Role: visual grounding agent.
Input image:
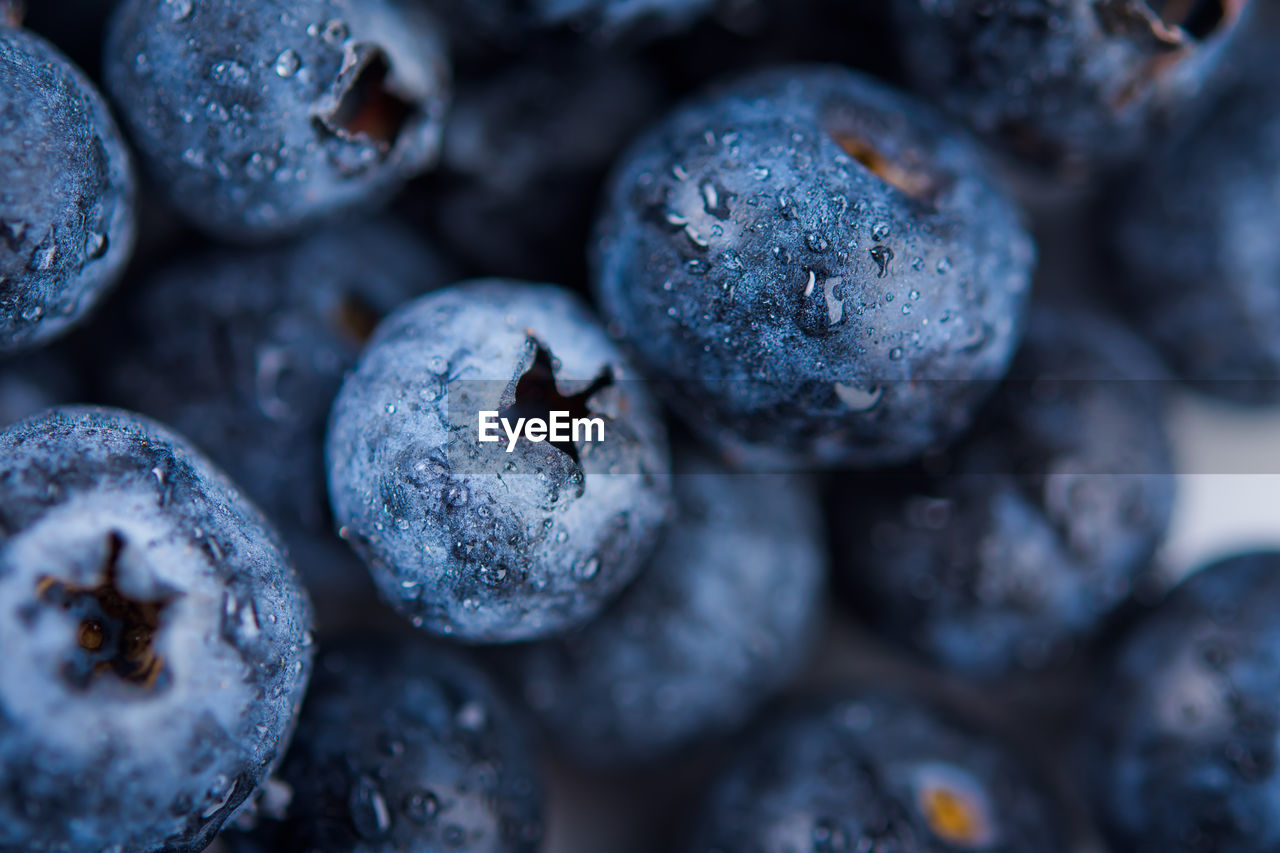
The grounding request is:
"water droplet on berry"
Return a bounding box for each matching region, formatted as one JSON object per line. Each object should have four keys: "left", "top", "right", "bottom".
{"left": 574, "top": 557, "right": 601, "bottom": 581}
{"left": 322, "top": 19, "right": 350, "bottom": 44}
{"left": 833, "top": 382, "right": 882, "bottom": 412}
{"left": 456, "top": 700, "right": 488, "bottom": 731}
{"left": 162, "top": 0, "right": 193, "bottom": 20}
{"left": 274, "top": 49, "right": 301, "bottom": 78}
{"left": 85, "top": 230, "right": 109, "bottom": 260}
{"left": 403, "top": 789, "right": 439, "bottom": 823}
{"left": 349, "top": 776, "right": 392, "bottom": 839}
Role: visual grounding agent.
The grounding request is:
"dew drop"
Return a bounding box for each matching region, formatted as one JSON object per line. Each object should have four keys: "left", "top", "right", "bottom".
{"left": 162, "top": 0, "right": 192, "bottom": 21}
{"left": 85, "top": 230, "right": 109, "bottom": 260}
{"left": 456, "top": 700, "right": 488, "bottom": 731}
{"left": 273, "top": 49, "right": 301, "bottom": 78}
{"left": 403, "top": 790, "right": 439, "bottom": 824}
{"left": 833, "top": 382, "right": 882, "bottom": 412}
{"left": 322, "top": 19, "right": 350, "bottom": 44}
{"left": 349, "top": 776, "right": 392, "bottom": 839}
{"left": 574, "top": 557, "right": 601, "bottom": 581}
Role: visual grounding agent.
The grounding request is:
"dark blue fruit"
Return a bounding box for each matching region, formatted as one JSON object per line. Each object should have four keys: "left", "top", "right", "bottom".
{"left": 505, "top": 445, "right": 826, "bottom": 768}
{"left": 891, "top": 0, "right": 1254, "bottom": 177}
{"left": 1089, "top": 552, "right": 1280, "bottom": 853}
{"left": 1104, "top": 79, "right": 1280, "bottom": 403}
{"left": 830, "top": 306, "right": 1176, "bottom": 677}
{"left": 102, "top": 218, "right": 451, "bottom": 625}
{"left": 235, "top": 637, "right": 544, "bottom": 852}
{"left": 0, "top": 406, "right": 313, "bottom": 853}
{"left": 687, "top": 693, "right": 1067, "bottom": 852}
{"left": 1, "top": 27, "right": 135, "bottom": 352}
{"left": 592, "top": 65, "right": 1034, "bottom": 469}
{"left": 104, "top": 0, "right": 450, "bottom": 242}
{"left": 326, "top": 279, "right": 672, "bottom": 642}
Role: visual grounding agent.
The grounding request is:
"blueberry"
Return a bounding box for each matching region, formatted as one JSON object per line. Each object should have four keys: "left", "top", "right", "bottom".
{"left": 232, "top": 637, "right": 544, "bottom": 852}
{"left": 102, "top": 218, "right": 451, "bottom": 625}
{"left": 406, "top": 49, "right": 663, "bottom": 284}
{"left": 503, "top": 445, "right": 826, "bottom": 768}
{"left": 0, "top": 406, "right": 313, "bottom": 852}
{"left": 687, "top": 693, "right": 1067, "bottom": 852}
{"left": 1104, "top": 80, "right": 1280, "bottom": 403}
{"left": 1088, "top": 552, "right": 1280, "bottom": 853}
{"left": 591, "top": 65, "right": 1034, "bottom": 469}
{"left": 104, "top": 0, "right": 450, "bottom": 242}
{"left": 326, "top": 279, "right": 672, "bottom": 642}
{"left": 830, "top": 306, "right": 1175, "bottom": 677}
{"left": 0, "top": 27, "right": 136, "bottom": 352}
{"left": 891, "top": 0, "right": 1254, "bottom": 177}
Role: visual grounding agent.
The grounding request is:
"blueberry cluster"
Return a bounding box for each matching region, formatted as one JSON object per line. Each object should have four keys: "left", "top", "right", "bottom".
{"left": 1, "top": 0, "right": 1278, "bottom": 850}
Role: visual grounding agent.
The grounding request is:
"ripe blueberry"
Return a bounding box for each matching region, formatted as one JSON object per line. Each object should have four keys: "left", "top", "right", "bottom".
{"left": 505, "top": 445, "right": 826, "bottom": 768}
{"left": 891, "top": 0, "right": 1255, "bottom": 177}
{"left": 1089, "top": 552, "right": 1280, "bottom": 853}
{"left": 326, "top": 279, "right": 671, "bottom": 642}
{"left": 0, "top": 27, "right": 136, "bottom": 352}
{"left": 687, "top": 693, "right": 1067, "bottom": 852}
{"left": 0, "top": 406, "right": 313, "bottom": 852}
{"left": 831, "top": 307, "right": 1176, "bottom": 677}
{"left": 1104, "top": 79, "right": 1280, "bottom": 403}
{"left": 592, "top": 65, "right": 1034, "bottom": 469}
{"left": 234, "top": 637, "right": 544, "bottom": 852}
{"left": 104, "top": 0, "right": 450, "bottom": 242}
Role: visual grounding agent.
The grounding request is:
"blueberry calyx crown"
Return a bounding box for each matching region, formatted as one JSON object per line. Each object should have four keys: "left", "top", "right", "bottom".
{"left": 830, "top": 130, "right": 939, "bottom": 205}
{"left": 36, "top": 531, "right": 175, "bottom": 691}
{"left": 313, "top": 46, "right": 416, "bottom": 151}
{"left": 501, "top": 336, "right": 613, "bottom": 465}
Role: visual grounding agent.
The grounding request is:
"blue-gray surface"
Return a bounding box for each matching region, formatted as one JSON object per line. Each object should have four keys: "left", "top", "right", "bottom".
{"left": 0, "top": 28, "right": 135, "bottom": 352}
{"left": 592, "top": 65, "right": 1033, "bottom": 469}
{"left": 105, "top": 0, "right": 450, "bottom": 241}
{"left": 0, "top": 407, "right": 313, "bottom": 852}
{"left": 326, "top": 280, "right": 671, "bottom": 642}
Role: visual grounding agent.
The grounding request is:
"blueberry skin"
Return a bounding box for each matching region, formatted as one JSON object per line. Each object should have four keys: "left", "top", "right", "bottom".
{"left": 104, "top": 0, "right": 450, "bottom": 243}
{"left": 1105, "top": 81, "right": 1280, "bottom": 404}
{"left": 0, "top": 28, "right": 136, "bottom": 352}
{"left": 891, "top": 0, "right": 1251, "bottom": 177}
{"left": 1090, "top": 553, "right": 1280, "bottom": 853}
{"left": 506, "top": 445, "right": 826, "bottom": 768}
{"left": 831, "top": 307, "right": 1175, "bottom": 677}
{"left": 326, "top": 279, "right": 672, "bottom": 642}
{"left": 237, "top": 638, "right": 544, "bottom": 852}
{"left": 688, "top": 693, "right": 1066, "bottom": 853}
{"left": 591, "top": 65, "right": 1034, "bottom": 469}
{"left": 102, "top": 219, "right": 451, "bottom": 621}
{"left": 0, "top": 406, "right": 313, "bottom": 853}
